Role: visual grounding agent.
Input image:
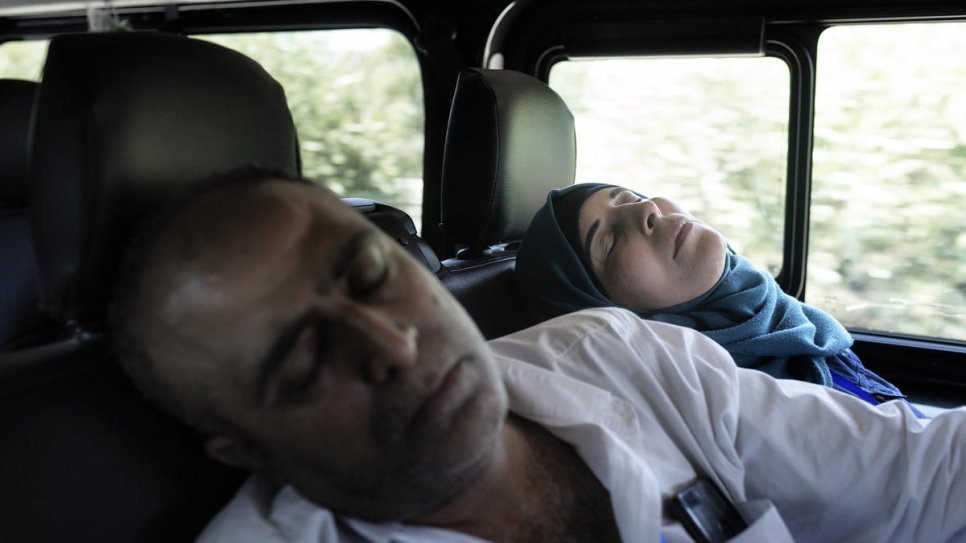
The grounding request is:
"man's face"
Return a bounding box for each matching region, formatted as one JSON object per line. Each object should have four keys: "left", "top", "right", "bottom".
{"left": 578, "top": 186, "right": 727, "bottom": 311}
{"left": 142, "top": 180, "right": 506, "bottom": 520}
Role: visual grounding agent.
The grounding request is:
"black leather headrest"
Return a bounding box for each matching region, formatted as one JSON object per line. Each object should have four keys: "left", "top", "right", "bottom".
{"left": 440, "top": 68, "right": 576, "bottom": 250}
{"left": 29, "top": 32, "right": 301, "bottom": 329}
{"left": 0, "top": 79, "right": 37, "bottom": 206}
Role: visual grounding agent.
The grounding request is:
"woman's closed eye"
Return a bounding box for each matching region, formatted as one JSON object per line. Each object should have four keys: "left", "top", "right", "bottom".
{"left": 605, "top": 226, "right": 623, "bottom": 261}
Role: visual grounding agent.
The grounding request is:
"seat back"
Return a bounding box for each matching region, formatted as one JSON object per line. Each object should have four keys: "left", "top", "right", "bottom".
{"left": 30, "top": 32, "right": 301, "bottom": 330}
{"left": 348, "top": 195, "right": 519, "bottom": 340}
{"left": 0, "top": 32, "right": 300, "bottom": 543}
{"left": 437, "top": 68, "right": 577, "bottom": 338}
{"left": 440, "top": 67, "right": 576, "bottom": 255}
{"left": 0, "top": 340, "right": 244, "bottom": 542}
{"left": 0, "top": 79, "right": 60, "bottom": 351}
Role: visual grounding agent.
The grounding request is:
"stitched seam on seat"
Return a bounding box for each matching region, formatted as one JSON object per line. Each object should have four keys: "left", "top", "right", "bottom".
{"left": 475, "top": 74, "right": 502, "bottom": 246}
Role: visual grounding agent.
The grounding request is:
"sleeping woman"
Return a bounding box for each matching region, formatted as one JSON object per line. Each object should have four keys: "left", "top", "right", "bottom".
{"left": 516, "top": 182, "right": 919, "bottom": 411}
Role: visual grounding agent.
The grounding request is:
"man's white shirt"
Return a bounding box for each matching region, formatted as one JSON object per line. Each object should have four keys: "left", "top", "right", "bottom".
{"left": 197, "top": 308, "right": 966, "bottom": 542}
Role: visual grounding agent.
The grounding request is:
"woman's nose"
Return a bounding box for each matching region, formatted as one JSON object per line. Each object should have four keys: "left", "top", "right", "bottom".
{"left": 628, "top": 198, "right": 659, "bottom": 233}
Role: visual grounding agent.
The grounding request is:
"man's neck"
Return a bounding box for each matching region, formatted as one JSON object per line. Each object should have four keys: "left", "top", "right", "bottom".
{"left": 410, "top": 414, "right": 621, "bottom": 542}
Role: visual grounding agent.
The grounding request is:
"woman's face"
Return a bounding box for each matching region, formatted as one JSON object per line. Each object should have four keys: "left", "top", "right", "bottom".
{"left": 576, "top": 186, "right": 728, "bottom": 311}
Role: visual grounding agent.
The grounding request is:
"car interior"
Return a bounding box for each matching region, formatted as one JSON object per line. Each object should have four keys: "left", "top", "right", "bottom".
{"left": 1, "top": 0, "right": 964, "bottom": 541}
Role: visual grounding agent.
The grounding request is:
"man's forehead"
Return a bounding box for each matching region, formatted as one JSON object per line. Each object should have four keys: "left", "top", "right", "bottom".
{"left": 145, "top": 180, "right": 354, "bottom": 330}
{"left": 193, "top": 178, "right": 345, "bottom": 225}
{"left": 139, "top": 180, "right": 357, "bottom": 396}
{"left": 164, "top": 179, "right": 352, "bottom": 256}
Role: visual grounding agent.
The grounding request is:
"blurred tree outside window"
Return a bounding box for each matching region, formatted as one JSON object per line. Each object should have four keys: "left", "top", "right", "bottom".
{"left": 0, "top": 39, "right": 48, "bottom": 80}
{"left": 549, "top": 56, "right": 790, "bottom": 276}
{"left": 200, "top": 30, "right": 425, "bottom": 230}
{"left": 811, "top": 23, "right": 966, "bottom": 342}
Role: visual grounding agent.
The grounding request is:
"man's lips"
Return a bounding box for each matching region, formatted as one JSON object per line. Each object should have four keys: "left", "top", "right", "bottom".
{"left": 407, "top": 356, "right": 469, "bottom": 434}
{"left": 673, "top": 220, "right": 692, "bottom": 259}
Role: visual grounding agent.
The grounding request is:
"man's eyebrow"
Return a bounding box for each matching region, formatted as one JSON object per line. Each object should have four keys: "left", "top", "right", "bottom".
{"left": 252, "top": 228, "right": 374, "bottom": 404}
{"left": 581, "top": 188, "right": 624, "bottom": 262}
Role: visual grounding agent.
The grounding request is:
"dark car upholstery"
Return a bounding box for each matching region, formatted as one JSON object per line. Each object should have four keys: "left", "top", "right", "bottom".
{"left": 343, "top": 68, "right": 578, "bottom": 341}
{"left": 0, "top": 32, "right": 300, "bottom": 542}
{"left": 440, "top": 67, "right": 577, "bottom": 254}
{"left": 438, "top": 67, "right": 577, "bottom": 339}
{"left": 344, "top": 196, "right": 443, "bottom": 275}
{"left": 0, "top": 79, "right": 60, "bottom": 351}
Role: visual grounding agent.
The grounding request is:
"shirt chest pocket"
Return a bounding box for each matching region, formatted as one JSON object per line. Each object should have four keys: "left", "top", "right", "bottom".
{"left": 726, "top": 500, "right": 795, "bottom": 543}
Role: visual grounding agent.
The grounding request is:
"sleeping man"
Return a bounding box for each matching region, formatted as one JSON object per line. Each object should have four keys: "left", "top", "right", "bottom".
{"left": 110, "top": 171, "right": 966, "bottom": 542}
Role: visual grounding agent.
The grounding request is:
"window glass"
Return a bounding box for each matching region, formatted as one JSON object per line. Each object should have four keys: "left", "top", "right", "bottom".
{"left": 0, "top": 39, "right": 48, "bottom": 80}
{"left": 549, "top": 56, "right": 790, "bottom": 275}
{"left": 200, "top": 30, "right": 425, "bottom": 229}
{"left": 811, "top": 23, "right": 966, "bottom": 341}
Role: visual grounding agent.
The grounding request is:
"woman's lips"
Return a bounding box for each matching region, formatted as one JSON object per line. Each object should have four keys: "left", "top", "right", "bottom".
{"left": 673, "top": 221, "right": 692, "bottom": 259}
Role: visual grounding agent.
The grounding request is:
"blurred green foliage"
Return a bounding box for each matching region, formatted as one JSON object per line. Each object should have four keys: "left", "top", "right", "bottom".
{"left": 201, "top": 30, "right": 425, "bottom": 226}
{"left": 0, "top": 39, "right": 47, "bottom": 79}
{"left": 0, "top": 31, "right": 425, "bottom": 226}
{"left": 810, "top": 23, "right": 966, "bottom": 341}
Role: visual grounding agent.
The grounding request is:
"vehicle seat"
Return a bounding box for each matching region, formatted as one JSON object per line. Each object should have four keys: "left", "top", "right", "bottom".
{"left": 0, "top": 32, "right": 300, "bottom": 543}
{"left": 344, "top": 197, "right": 442, "bottom": 274}
{"left": 0, "top": 79, "right": 60, "bottom": 351}
{"left": 438, "top": 67, "right": 576, "bottom": 338}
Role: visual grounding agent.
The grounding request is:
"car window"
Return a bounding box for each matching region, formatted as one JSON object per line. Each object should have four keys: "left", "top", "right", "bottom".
{"left": 0, "top": 39, "right": 48, "bottom": 80}
{"left": 198, "top": 29, "right": 425, "bottom": 230}
{"left": 549, "top": 56, "right": 790, "bottom": 275}
{"left": 809, "top": 22, "right": 966, "bottom": 342}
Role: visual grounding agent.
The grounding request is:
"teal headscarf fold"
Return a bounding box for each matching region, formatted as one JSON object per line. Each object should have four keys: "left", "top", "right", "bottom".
{"left": 516, "top": 184, "right": 853, "bottom": 385}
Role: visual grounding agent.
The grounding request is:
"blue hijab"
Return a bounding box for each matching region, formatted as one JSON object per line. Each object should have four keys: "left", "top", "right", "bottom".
{"left": 516, "top": 184, "right": 854, "bottom": 385}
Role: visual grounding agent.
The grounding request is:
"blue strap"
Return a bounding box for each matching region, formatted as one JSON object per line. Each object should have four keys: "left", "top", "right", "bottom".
{"left": 830, "top": 369, "right": 879, "bottom": 405}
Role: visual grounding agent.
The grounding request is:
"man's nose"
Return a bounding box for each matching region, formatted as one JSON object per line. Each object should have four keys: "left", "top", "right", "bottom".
{"left": 337, "top": 304, "right": 418, "bottom": 383}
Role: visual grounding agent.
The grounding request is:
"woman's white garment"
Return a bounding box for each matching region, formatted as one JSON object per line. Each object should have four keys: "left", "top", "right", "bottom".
{"left": 197, "top": 308, "right": 966, "bottom": 543}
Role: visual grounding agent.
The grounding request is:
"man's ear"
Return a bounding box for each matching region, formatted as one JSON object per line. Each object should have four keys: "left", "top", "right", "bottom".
{"left": 204, "top": 435, "right": 268, "bottom": 471}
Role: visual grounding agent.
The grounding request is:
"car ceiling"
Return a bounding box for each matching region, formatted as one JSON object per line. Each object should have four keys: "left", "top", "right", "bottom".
{"left": 3, "top": 0, "right": 965, "bottom": 20}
